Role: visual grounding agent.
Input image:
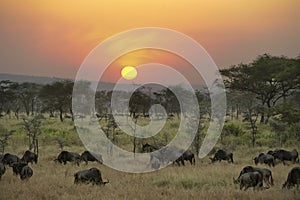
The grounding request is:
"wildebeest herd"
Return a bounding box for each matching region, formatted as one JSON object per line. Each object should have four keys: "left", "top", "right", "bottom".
{"left": 0, "top": 150, "right": 36, "bottom": 181}
{"left": 0, "top": 147, "right": 300, "bottom": 190}
{"left": 0, "top": 150, "right": 106, "bottom": 185}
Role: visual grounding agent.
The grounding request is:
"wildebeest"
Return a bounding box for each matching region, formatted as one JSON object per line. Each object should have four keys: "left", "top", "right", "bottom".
{"left": 21, "top": 150, "right": 38, "bottom": 164}
{"left": 74, "top": 168, "right": 109, "bottom": 185}
{"left": 238, "top": 166, "right": 274, "bottom": 188}
{"left": 20, "top": 165, "right": 33, "bottom": 180}
{"left": 55, "top": 151, "right": 81, "bottom": 166}
{"left": 268, "top": 149, "right": 299, "bottom": 165}
{"left": 0, "top": 162, "right": 5, "bottom": 180}
{"left": 210, "top": 149, "right": 234, "bottom": 163}
{"left": 150, "top": 147, "right": 184, "bottom": 166}
{"left": 150, "top": 156, "right": 160, "bottom": 169}
{"left": 142, "top": 143, "right": 158, "bottom": 153}
{"left": 233, "top": 171, "right": 263, "bottom": 191}
{"left": 254, "top": 153, "right": 275, "bottom": 167}
{"left": 174, "top": 150, "right": 196, "bottom": 166}
{"left": 11, "top": 162, "right": 27, "bottom": 175}
{"left": 2, "top": 153, "right": 20, "bottom": 166}
{"left": 282, "top": 167, "right": 300, "bottom": 189}
{"left": 81, "top": 151, "right": 103, "bottom": 165}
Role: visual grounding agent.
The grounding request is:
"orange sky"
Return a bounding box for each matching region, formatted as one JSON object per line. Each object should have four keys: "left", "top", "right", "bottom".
{"left": 0, "top": 0, "right": 299, "bottom": 84}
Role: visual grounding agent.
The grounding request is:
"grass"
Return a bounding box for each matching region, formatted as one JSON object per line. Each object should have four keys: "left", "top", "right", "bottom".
{"left": 0, "top": 116, "right": 300, "bottom": 199}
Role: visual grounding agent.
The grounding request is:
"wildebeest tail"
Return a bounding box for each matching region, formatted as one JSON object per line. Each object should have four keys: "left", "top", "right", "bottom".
{"left": 230, "top": 153, "right": 234, "bottom": 163}
{"left": 192, "top": 156, "right": 196, "bottom": 165}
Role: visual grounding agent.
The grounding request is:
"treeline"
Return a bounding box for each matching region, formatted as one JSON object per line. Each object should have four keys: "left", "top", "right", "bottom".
{"left": 0, "top": 80, "right": 210, "bottom": 122}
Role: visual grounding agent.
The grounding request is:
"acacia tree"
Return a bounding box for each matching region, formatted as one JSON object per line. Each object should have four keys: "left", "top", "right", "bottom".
{"left": 0, "top": 80, "right": 15, "bottom": 117}
{"left": 220, "top": 54, "right": 300, "bottom": 123}
{"left": 0, "top": 129, "right": 15, "bottom": 153}
{"left": 12, "top": 82, "right": 40, "bottom": 116}
{"left": 39, "top": 81, "right": 73, "bottom": 122}
{"left": 23, "top": 116, "right": 42, "bottom": 155}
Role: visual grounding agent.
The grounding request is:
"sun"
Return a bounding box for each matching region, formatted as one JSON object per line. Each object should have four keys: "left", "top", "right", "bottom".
{"left": 121, "top": 66, "right": 137, "bottom": 80}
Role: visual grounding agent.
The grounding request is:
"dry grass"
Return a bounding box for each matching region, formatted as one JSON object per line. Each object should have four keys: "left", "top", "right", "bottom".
{"left": 1, "top": 145, "right": 300, "bottom": 200}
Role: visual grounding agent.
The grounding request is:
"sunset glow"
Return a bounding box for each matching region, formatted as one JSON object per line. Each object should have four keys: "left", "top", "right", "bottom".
{"left": 0, "top": 0, "right": 299, "bottom": 84}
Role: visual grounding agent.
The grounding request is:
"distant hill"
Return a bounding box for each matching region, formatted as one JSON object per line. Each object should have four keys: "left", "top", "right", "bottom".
{"left": 0, "top": 73, "right": 116, "bottom": 91}
{"left": 0, "top": 73, "right": 207, "bottom": 92}
{"left": 0, "top": 73, "right": 66, "bottom": 85}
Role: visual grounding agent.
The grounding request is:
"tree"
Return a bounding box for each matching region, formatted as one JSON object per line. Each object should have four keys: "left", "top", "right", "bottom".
{"left": 220, "top": 54, "right": 300, "bottom": 123}
{"left": 39, "top": 81, "right": 74, "bottom": 122}
{"left": 12, "top": 82, "right": 40, "bottom": 116}
{"left": 22, "top": 116, "right": 42, "bottom": 155}
{"left": 0, "top": 129, "right": 15, "bottom": 153}
{"left": 0, "top": 80, "right": 15, "bottom": 118}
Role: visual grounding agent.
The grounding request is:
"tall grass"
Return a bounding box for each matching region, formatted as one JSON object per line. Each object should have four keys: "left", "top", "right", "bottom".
{"left": 0, "top": 116, "right": 299, "bottom": 199}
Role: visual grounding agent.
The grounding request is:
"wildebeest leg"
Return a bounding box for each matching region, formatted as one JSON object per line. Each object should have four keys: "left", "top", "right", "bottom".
{"left": 264, "top": 177, "right": 270, "bottom": 188}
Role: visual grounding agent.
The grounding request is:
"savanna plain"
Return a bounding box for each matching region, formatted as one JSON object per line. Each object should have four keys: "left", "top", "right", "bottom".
{"left": 0, "top": 116, "right": 299, "bottom": 200}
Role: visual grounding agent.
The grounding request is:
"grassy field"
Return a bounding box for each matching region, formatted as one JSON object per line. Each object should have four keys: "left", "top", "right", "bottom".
{"left": 0, "top": 116, "right": 300, "bottom": 200}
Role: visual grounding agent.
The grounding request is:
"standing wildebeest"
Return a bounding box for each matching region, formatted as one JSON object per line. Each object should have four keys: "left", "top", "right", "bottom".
{"left": 268, "top": 149, "right": 299, "bottom": 165}
{"left": 11, "top": 162, "right": 27, "bottom": 175}
{"left": 20, "top": 165, "right": 33, "bottom": 180}
{"left": 254, "top": 153, "right": 275, "bottom": 167}
{"left": 81, "top": 151, "right": 103, "bottom": 165}
{"left": 0, "top": 162, "right": 5, "bottom": 180}
{"left": 238, "top": 166, "right": 274, "bottom": 188}
{"left": 21, "top": 150, "right": 38, "bottom": 164}
{"left": 74, "top": 168, "right": 109, "bottom": 185}
{"left": 55, "top": 151, "right": 81, "bottom": 166}
{"left": 282, "top": 167, "right": 300, "bottom": 189}
{"left": 233, "top": 171, "right": 263, "bottom": 191}
{"left": 210, "top": 149, "right": 234, "bottom": 163}
{"left": 2, "top": 153, "right": 20, "bottom": 166}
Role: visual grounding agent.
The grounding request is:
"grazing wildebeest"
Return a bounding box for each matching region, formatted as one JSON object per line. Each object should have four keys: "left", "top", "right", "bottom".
{"left": 210, "top": 149, "right": 234, "bottom": 163}
{"left": 182, "top": 150, "right": 196, "bottom": 165}
{"left": 149, "top": 147, "right": 183, "bottom": 166}
{"left": 55, "top": 151, "right": 81, "bottom": 166}
{"left": 268, "top": 149, "right": 299, "bottom": 165}
{"left": 11, "top": 162, "right": 27, "bottom": 175}
{"left": 142, "top": 143, "right": 158, "bottom": 153}
{"left": 174, "top": 150, "right": 196, "bottom": 166}
{"left": 282, "top": 167, "right": 300, "bottom": 189}
{"left": 233, "top": 171, "right": 263, "bottom": 191}
{"left": 0, "top": 162, "right": 5, "bottom": 180}
{"left": 21, "top": 150, "right": 38, "bottom": 164}
{"left": 254, "top": 153, "right": 275, "bottom": 167}
{"left": 81, "top": 151, "right": 103, "bottom": 165}
{"left": 239, "top": 166, "right": 274, "bottom": 188}
{"left": 20, "top": 165, "right": 33, "bottom": 180}
{"left": 2, "top": 153, "right": 20, "bottom": 166}
{"left": 74, "top": 168, "right": 109, "bottom": 185}
{"left": 150, "top": 156, "right": 160, "bottom": 169}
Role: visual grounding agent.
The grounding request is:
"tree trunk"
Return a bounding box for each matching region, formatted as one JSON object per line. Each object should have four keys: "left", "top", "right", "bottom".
{"left": 59, "top": 108, "right": 64, "bottom": 122}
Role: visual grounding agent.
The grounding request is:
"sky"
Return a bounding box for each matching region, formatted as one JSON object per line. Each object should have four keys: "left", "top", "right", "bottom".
{"left": 0, "top": 0, "right": 299, "bottom": 85}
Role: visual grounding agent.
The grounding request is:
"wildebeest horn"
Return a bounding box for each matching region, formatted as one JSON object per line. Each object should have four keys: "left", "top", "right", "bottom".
{"left": 233, "top": 177, "right": 237, "bottom": 184}
{"left": 103, "top": 179, "right": 109, "bottom": 185}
